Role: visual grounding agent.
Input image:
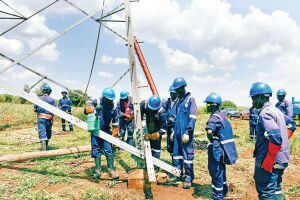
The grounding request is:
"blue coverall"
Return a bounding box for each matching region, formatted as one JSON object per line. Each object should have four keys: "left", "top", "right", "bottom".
{"left": 249, "top": 107, "right": 259, "bottom": 140}
{"left": 140, "top": 100, "right": 167, "bottom": 161}
{"left": 58, "top": 97, "right": 73, "bottom": 130}
{"left": 206, "top": 111, "right": 238, "bottom": 200}
{"left": 254, "top": 102, "right": 290, "bottom": 200}
{"left": 173, "top": 92, "right": 197, "bottom": 183}
{"left": 117, "top": 96, "right": 134, "bottom": 146}
{"left": 91, "top": 98, "right": 119, "bottom": 158}
{"left": 275, "top": 99, "right": 293, "bottom": 118}
{"left": 162, "top": 97, "right": 177, "bottom": 157}
{"left": 34, "top": 94, "right": 56, "bottom": 141}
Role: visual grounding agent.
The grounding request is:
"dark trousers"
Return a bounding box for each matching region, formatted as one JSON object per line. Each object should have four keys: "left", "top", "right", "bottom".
{"left": 37, "top": 118, "right": 52, "bottom": 141}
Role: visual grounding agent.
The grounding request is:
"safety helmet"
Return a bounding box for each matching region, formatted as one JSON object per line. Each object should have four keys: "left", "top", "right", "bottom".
{"left": 42, "top": 85, "right": 52, "bottom": 92}
{"left": 277, "top": 89, "right": 286, "bottom": 96}
{"left": 249, "top": 82, "right": 272, "bottom": 97}
{"left": 102, "top": 88, "right": 116, "bottom": 100}
{"left": 61, "top": 90, "right": 68, "bottom": 94}
{"left": 172, "top": 77, "right": 187, "bottom": 90}
{"left": 120, "top": 90, "right": 129, "bottom": 99}
{"left": 148, "top": 95, "right": 161, "bottom": 110}
{"left": 169, "top": 85, "right": 176, "bottom": 93}
{"left": 204, "top": 93, "right": 222, "bottom": 105}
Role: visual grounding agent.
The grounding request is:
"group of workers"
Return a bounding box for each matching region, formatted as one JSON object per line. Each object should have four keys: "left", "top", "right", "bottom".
{"left": 33, "top": 77, "right": 296, "bottom": 200}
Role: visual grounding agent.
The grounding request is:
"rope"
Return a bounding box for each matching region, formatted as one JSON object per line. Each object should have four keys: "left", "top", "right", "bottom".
{"left": 73, "top": 0, "right": 106, "bottom": 109}
{"left": 111, "top": 68, "right": 130, "bottom": 88}
{"left": 0, "top": 0, "right": 60, "bottom": 36}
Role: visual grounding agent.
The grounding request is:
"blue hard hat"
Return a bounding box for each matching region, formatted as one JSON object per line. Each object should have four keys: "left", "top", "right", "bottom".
{"left": 277, "top": 89, "right": 286, "bottom": 96}
{"left": 169, "top": 85, "right": 176, "bottom": 93}
{"left": 204, "top": 93, "right": 222, "bottom": 105}
{"left": 148, "top": 95, "right": 161, "bottom": 110}
{"left": 42, "top": 85, "right": 52, "bottom": 91}
{"left": 102, "top": 88, "right": 116, "bottom": 100}
{"left": 120, "top": 90, "right": 129, "bottom": 99}
{"left": 249, "top": 82, "right": 272, "bottom": 97}
{"left": 172, "top": 77, "right": 187, "bottom": 90}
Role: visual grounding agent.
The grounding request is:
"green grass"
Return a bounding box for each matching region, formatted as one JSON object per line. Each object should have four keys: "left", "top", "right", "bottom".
{"left": 0, "top": 103, "right": 299, "bottom": 199}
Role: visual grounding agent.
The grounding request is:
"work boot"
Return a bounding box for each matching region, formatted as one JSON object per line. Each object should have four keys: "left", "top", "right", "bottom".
{"left": 41, "top": 140, "right": 47, "bottom": 151}
{"left": 167, "top": 175, "right": 181, "bottom": 184}
{"left": 62, "top": 126, "right": 66, "bottom": 132}
{"left": 69, "top": 126, "right": 74, "bottom": 132}
{"left": 183, "top": 182, "right": 191, "bottom": 189}
{"left": 106, "top": 156, "right": 119, "bottom": 179}
{"left": 93, "top": 157, "right": 101, "bottom": 180}
{"left": 45, "top": 140, "right": 49, "bottom": 149}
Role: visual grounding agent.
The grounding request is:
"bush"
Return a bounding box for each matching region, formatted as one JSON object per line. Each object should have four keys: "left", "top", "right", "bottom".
{"left": 221, "top": 100, "right": 237, "bottom": 110}
{"left": 4, "top": 94, "right": 13, "bottom": 102}
{"left": 69, "top": 90, "right": 89, "bottom": 107}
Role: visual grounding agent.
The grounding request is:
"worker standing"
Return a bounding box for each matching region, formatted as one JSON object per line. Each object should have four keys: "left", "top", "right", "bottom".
{"left": 275, "top": 89, "right": 293, "bottom": 118}
{"left": 249, "top": 106, "right": 259, "bottom": 141}
{"left": 33, "top": 85, "right": 56, "bottom": 151}
{"left": 117, "top": 90, "right": 134, "bottom": 146}
{"left": 162, "top": 85, "right": 178, "bottom": 162}
{"left": 167, "top": 77, "right": 197, "bottom": 189}
{"left": 58, "top": 90, "right": 73, "bottom": 132}
{"left": 84, "top": 88, "right": 119, "bottom": 179}
{"left": 250, "top": 82, "right": 290, "bottom": 200}
{"left": 140, "top": 95, "right": 167, "bottom": 172}
{"left": 204, "top": 93, "right": 237, "bottom": 199}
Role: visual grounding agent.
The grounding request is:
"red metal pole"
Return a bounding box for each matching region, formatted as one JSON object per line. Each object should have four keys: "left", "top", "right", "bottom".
{"left": 134, "top": 37, "right": 159, "bottom": 96}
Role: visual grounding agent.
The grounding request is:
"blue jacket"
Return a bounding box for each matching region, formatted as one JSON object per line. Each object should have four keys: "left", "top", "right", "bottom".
{"left": 162, "top": 97, "right": 177, "bottom": 128}
{"left": 254, "top": 102, "right": 290, "bottom": 164}
{"left": 174, "top": 92, "right": 197, "bottom": 136}
{"left": 249, "top": 107, "right": 259, "bottom": 125}
{"left": 275, "top": 99, "right": 293, "bottom": 118}
{"left": 97, "top": 97, "right": 119, "bottom": 132}
{"left": 140, "top": 100, "right": 166, "bottom": 135}
{"left": 34, "top": 94, "right": 56, "bottom": 116}
{"left": 117, "top": 96, "right": 134, "bottom": 122}
{"left": 206, "top": 110, "right": 238, "bottom": 165}
{"left": 58, "top": 97, "right": 72, "bottom": 112}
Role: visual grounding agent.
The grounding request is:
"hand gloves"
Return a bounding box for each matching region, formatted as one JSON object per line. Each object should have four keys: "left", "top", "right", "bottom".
{"left": 85, "top": 106, "right": 95, "bottom": 114}
{"left": 182, "top": 133, "right": 190, "bottom": 144}
{"left": 261, "top": 142, "right": 282, "bottom": 173}
{"left": 287, "top": 129, "right": 293, "bottom": 139}
{"left": 112, "top": 127, "right": 120, "bottom": 137}
{"left": 144, "top": 132, "right": 160, "bottom": 140}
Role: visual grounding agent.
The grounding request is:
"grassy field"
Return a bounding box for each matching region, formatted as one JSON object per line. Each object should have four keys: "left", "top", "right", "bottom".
{"left": 0, "top": 103, "right": 299, "bottom": 199}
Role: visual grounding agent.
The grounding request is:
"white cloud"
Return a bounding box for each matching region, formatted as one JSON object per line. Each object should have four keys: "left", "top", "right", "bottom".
{"left": 189, "top": 73, "right": 231, "bottom": 84}
{"left": 100, "top": 55, "right": 128, "bottom": 65}
{"left": 0, "top": 37, "right": 24, "bottom": 55}
{"left": 97, "top": 71, "right": 113, "bottom": 78}
{"left": 159, "top": 43, "right": 213, "bottom": 73}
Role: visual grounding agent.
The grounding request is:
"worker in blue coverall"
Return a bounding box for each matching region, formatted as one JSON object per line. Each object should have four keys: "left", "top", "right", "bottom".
{"left": 249, "top": 106, "right": 259, "bottom": 141}
{"left": 167, "top": 77, "right": 197, "bottom": 189}
{"left": 58, "top": 90, "right": 73, "bottom": 132}
{"left": 250, "top": 82, "right": 291, "bottom": 200}
{"left": 33, "top": 85, "right": 56, "bottom": 151}
{"left": 84, "top": 88, "right": 119, "bottom": 179}
{"left": 275, "top": 89, "right": 294, "bottom": 118}
{"left": 140, "top": 95, "right": 167, "bottom": 172}
{"left": 204, "top": 93, "right": 238, "bottom": 200}
{"left": 117, "top": 90, "right": 134, "bottom": 146}
{"left": 162, "top": 85, "right": 178, "bottom": 162}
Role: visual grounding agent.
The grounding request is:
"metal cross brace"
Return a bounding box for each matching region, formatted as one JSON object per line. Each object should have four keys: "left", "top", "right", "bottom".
{"left": 0, "top": 78, "right": 181, "bottom": 177}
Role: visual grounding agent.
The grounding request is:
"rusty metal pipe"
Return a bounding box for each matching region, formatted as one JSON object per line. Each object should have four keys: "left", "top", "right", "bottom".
{"left": 134, "top": 37, "right": 159, "bottom": 96}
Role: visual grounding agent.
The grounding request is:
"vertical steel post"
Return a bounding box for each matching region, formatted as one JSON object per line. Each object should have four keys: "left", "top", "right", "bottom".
{"left": 124, "top": 0, "right": 156, "bottom": 183}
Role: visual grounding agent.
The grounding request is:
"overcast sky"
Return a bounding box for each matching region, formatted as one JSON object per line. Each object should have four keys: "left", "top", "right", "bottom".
{"left": 0, "top": 0, "right": 300, "bottom": 106}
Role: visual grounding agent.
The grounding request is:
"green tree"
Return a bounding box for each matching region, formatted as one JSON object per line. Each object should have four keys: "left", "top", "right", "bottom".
{"left": 221, "top": 100, "right": 237, "bottom": 110}
{"left": 68, "top": 90, "right": 89, "bottom": 107}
